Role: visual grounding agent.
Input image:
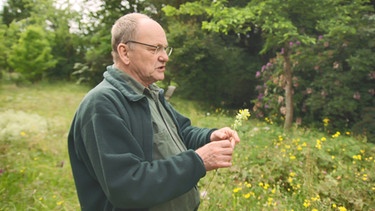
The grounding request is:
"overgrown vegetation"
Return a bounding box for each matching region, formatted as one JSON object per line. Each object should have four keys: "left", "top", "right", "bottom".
{"left": 1, "top": 0, "right": 374, "bottom": 139}
{"left": 0, "top": 82, "right": 374, "bottom": 210}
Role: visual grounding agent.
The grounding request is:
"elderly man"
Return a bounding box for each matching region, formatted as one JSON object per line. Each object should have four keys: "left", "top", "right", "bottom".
{"left": 68, "top": 13, "right": 240, "bottom": 211}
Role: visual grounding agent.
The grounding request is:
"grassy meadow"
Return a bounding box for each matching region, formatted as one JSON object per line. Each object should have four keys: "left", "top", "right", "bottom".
{"left": 0, "top": 82, "right": 374, "bottom": 211}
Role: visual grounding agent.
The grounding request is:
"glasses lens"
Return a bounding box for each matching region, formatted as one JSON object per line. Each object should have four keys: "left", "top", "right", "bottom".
{"left": 166, "top": 47, "right": 173, "bottom": 56}
{"left": 154, "top": 46, "right": 173, "bottom": 56}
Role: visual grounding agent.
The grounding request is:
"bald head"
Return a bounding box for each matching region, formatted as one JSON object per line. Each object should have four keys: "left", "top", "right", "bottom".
{"left": 111, "top": 13, "right": 152, "bottom": 61}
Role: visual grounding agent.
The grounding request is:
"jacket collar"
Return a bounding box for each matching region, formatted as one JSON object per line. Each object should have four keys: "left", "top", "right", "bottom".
{"left": 103, "top": 65, "right": 165, "bottom": 101}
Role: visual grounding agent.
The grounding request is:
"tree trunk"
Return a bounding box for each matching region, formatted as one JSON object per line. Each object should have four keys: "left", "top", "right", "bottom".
{"left": 283, "top": 47, "right": 293, "bottom": 130}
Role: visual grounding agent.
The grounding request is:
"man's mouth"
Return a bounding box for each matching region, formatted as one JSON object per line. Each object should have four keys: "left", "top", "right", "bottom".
{"left": 156, "top": 66, "right": 165, "bottom": 70}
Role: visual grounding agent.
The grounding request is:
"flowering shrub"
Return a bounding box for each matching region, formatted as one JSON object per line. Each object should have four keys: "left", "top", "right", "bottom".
{"left": 253, "top": 35, "right": 374, "bottom": 137}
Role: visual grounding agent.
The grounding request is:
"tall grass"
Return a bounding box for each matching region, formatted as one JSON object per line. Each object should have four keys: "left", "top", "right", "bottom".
{"left": 0, "top": 82, "right": 374, "bottom": 210}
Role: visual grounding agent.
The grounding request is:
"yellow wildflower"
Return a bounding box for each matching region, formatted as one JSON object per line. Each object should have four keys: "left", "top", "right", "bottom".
{"left": 338, "top": 206, "right": 347, "bottom": 211}
{"left": 303, "top": 199, "right": 311, "bottom": 207}
{"left": 233, "top": 187, "right": 242, "bottom": 193}
{"left": 232, "top": 109, "right": 250, "bottom": 130}
{"left": 323, "top": 118, "right": 329, "bottom": 127}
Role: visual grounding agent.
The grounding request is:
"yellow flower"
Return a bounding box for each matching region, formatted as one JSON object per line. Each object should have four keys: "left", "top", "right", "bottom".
{"left": 243, "top": 193, "right": 251, "bottom": 199}
{"left": 238, "top": 109, "right": 251, "bottom": 118}
{"left": 338, "top": 206, "right": 347, "bottom": 211}
{"left": 233, "top": 187, "right": 242, "bottom": 193}
{"left": 353, "top": 155, "right": 362, "bottom": 160}
{"left": 263, "top": 183, "right": 270, "bottom": 190}
{"left": 56, "top": 201, "right": 64, "bottom": 205}
{"left": 232, "top": 109, "right": 250, "bottom": 130}
{"left": 332, "top": 131, "right": 341, "bottom": 138}
{"left": 323, "top": 118, "right": 329, "bottom": 127}
{"left": 362, "top": 174, "right": 368, "bottom": 181}
{"left": 315, "top": 139, "right": 322, "bottom": 150}
{"left": 303, "top": 199, "right": 311, "bottom": 207}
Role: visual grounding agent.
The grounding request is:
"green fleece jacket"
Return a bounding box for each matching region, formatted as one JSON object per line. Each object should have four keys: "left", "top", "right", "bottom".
{"left": 68, "top": 66, "right": 214, "bottom": 211}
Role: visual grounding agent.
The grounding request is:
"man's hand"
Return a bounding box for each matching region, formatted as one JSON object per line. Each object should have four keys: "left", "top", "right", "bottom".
{"left": 210, "top": 127, "right": 240, "bottom": 148}
{"left": 195, "top": 140, "right": 233, "bottom": 171}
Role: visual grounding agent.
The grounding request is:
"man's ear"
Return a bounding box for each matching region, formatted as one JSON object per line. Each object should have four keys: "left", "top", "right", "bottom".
{"left": 117, "top": 43, "right": 130, "bottom": 65}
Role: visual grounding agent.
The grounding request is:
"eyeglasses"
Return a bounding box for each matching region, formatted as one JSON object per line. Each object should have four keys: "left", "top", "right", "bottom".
{"left": 125, "top": 40, "right": 173, "bottom": 56}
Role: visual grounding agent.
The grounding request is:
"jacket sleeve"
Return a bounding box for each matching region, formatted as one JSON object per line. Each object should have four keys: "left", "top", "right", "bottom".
{"left": 161, "top": 99, "right": 215, "bottom": 150}
{"left": 76, "top": 92, "right": 206, "bottom": 209}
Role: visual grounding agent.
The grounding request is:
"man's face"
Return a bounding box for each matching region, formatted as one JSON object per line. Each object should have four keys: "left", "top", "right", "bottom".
{"left": 127, "top": 19, "right": 170, "bottom": 87}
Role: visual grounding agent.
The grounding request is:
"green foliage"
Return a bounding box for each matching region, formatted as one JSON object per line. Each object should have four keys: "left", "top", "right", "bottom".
{"left": 1, "top": 0, "right": 85, "bottom": 82}
{"left": 352, "top": 107, "right": 375, "bottom": 144}
{"left": 7, "top": 25, "right": 57, "bottom": 82}
{"left": 0, "top": 83, "right": 374, "bottom": 210}
{"left": 199, "top": 126, "right": 375, "bottom": 210}
{"left": 1, "top": 0, "right": 32, "bottom": 26}
{"left": 253, "top": 27, "right": 375, "bottom": 136}
{"left": 165, "top": 20, "right": 260, "bottom": 107}
{"left": 0, "top": 21, "right": 7, "bottom": 74}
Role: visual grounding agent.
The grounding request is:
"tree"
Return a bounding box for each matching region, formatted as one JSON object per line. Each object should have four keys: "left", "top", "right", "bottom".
{"left": 1, "top": 0, "right": 84, "bottom": 81}
{"left": 7, "top": 25, "right": 56, "bottom": 82}
{"left": 164, "top": 0, "right": 374, "bottom": 131}
{"left": 1, "top": 0, "right": 32, "bottom": 26}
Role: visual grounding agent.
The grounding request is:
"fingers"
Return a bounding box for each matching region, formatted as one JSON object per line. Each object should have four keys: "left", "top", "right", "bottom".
{"left": 211, "top": 127, "right": 241, "bottom": 147}
{"left": 195, "top": 140, "right": 234, "bottom": 171}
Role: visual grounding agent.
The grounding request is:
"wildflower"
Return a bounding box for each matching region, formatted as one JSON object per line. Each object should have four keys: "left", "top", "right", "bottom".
{"left": 338, "top": 206, "right": 347, "bottom": 211}
{"left": 267, "top": 197, "right": 274, "bottom": 206}
{"left": 245, "top": 182, "right": 252, "bottom": 188}
{"left": 311, "top": 195, "right": 320, "bottom": 201}
{"left": 323, "top": 118, "right": 329, "bottom": 127}
{"left": 332, "top": 131, "right": 341, "bottom": 138}
{"left": 263, "top": 183, "right": 270, "bottom": 190}
{"left": 315, "top": 139, "right": 322, "bottom": 150}
{"left": 233, "top": 187, "right": 242, "bottom": 193}
{"left": 232, "top": 109, "right": 251, "bottom": 130}
{"left": 288, "top": 177, "right": 293, "bottom": 183}
{"left": 303, "top": 199, "right": 311, "bottom": 207}
{"left": 362, "top": 174, "right": 368, "bottom": 181}
{"left": 200, "top": 190, "right": 208, "bottom": 199}
{"left": 353, "top": 155, "right": 362, "bottom": 160}
{"left": 57, "top": 201, "right": 64, "bottom": 206}
{"left": 243, "top": 193, "right": 251, "bottom": 199}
